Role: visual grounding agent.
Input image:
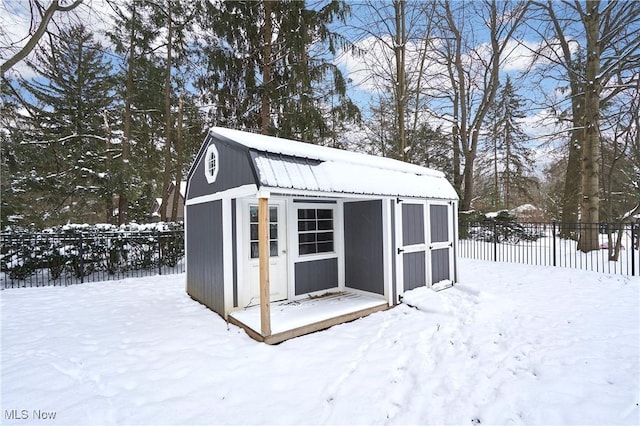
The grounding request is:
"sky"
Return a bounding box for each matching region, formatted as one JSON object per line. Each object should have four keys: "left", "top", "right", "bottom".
{"left": 333, "top": 1, "right": 568, "bottom": 161}
{"left": 0, "top": 0, "right": 603, "bottom": 170}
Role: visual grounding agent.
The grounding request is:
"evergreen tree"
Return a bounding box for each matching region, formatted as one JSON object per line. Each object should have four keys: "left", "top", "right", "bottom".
{"left": 408, "top": 123, "right": 454, "bottom": 183}
{"left": 8, "top": 24, "right": 116, "bottom": 226}
{"left": 0, "top": 80, "right": 30, "bottom": 226}
{"left": 480, "top": 76, "right": 536, "bottom": 210}
{"left": 195, "top": 0, "right": 358, "bottom": 143}
{"left": 107, "top": 0, "right": 164, "bottom": 224}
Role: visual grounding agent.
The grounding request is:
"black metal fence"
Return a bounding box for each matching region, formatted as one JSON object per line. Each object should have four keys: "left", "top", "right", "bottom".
{"left": 458, "top": 221, "right": 639, "bottom": 276}
{"left": 1, "top": 230, "right": 185, "bottom": 289}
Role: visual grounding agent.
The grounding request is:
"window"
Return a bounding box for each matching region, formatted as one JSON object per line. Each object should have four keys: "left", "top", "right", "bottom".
{"left": 298, "top": 208, "right": 334, "bottom": 255}
{"left": 249, "top": 206, "right": 278, "bottom": 259}
{"left": 204, "top": 144, "right": 219, "bottom": 183}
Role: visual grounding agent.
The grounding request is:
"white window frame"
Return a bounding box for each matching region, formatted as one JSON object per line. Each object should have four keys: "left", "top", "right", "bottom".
{"left": 204, "top": 144, "right": 219, "bottom": 184}
{"left": 296, "top": 206, "right": 336, "bottom": 257}
{"left": 290, "top": 202, "right": 339, "bottom": 263}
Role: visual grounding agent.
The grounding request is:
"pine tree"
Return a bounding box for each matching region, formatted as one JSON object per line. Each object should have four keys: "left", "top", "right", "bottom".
{"left": 0, "top": 81, "right": 30, "bottom": 226}
{"left": 480, "top": 76, "right": 536, "bottom": 210}
{"left": 107, "top": 0, "right": 163, "bottom": 224}
{"left": 408, "top": 123, "right": 454, "bottom": 183}
{"left": 10, "top": 24, "right": 116, "bottom": 225}
{"left": 195, "top": 0, "right": 358, "bottom": 143}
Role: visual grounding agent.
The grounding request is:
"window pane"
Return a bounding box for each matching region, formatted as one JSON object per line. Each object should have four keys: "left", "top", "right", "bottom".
{"left": 250, "top": 224, "right": 258, "bottom": 241}
{"left": 317, "top": 209, "right": 333, "bottom": 219}
{"left": 298, "top": 209, "right": 316, "bottom": 220}
{"left": 298, "top": 220, "right": 316, "bottom": 232}
{"left": 317, "top": 242, "right": 334, "bottom": 253}
{"left": 250, "top": 242, "right": 259, "bottom": 259}
{"left": 269, "top": 207, "right": 278, "bottom": 223}
{"left": 299, "top": 233, "right": 316, "bottom": 244}
{"left": 270, "top": 241, "right": 278, "bottom": 256}
{"left": 269, "top": 224, "right": 277, "bottom": 239}
{"left": 249, "top": 206, "right": 258, "bottom": 223}
{"left": 317, "top": 219, "right": 333, "bottom": 230}
{"left": 299, "top": 243, "right": 317, "bottom": 255}
{"left": 317, "top": 231, "right": 333, "bottom": 242}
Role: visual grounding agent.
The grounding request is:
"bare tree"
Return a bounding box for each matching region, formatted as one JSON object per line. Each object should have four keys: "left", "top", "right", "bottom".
{"left": 1, "top": 0, "right": 83, "bottom": 76}
{"left": 429, "top": 0, "right": 529, "bottom": 210}
{"left": 529, "top": 0, "right": 640, "bottom": 251}
{"left": 349, "top": 0, "right": 437, "bottom": 161}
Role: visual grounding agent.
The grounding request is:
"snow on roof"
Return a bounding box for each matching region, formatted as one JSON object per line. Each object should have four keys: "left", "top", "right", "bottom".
{"left": 210, "top": 127, "right": 443, "bottom": 177}
{"left": 209, "top": 127, "right": 458, "bottom": 200}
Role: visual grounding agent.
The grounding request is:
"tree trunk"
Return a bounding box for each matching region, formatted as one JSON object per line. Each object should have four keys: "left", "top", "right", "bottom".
{"left": 261, "top": 0, "right": 273, "bottom": 135}
{"left": 452, "top": 93, "right": 462, "bottom": 197}
{"left": 493, "top": 131, "right": 498, "bottom": 208}
{"left": 161, "top": 3, "right": 174, "bottom": 222}
{"left": 171, "top": 93, "right": 185, "bottom": 222}
{"left": 102, "top": 110, "right": 113, "bottom": 223}
{"left": 119, "top": 3, "right": 135, "bottom": 225}
{"left": 577, "top": 0, "right": 601, "bottom": 252}
{"left": 394, "top": 0, "right": 407, "bottom": 161}
{"left": 560, "top": 127, "right": 582, "bottom": 238}
{"left": 505, "top": 131, "right": 511, "bottom": 209}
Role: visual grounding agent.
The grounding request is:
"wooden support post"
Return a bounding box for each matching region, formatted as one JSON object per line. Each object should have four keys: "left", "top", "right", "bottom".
{"left": 258, "top": 194, "right": 271, "bottom": 336}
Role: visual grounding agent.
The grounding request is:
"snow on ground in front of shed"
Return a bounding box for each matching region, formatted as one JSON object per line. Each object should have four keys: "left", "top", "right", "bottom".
{"left": 2, "top": 259, "right": 638, "bottom": 425}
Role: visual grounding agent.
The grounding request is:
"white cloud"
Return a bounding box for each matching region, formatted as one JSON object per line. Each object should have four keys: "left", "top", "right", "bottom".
{"left": 501, "top": 39, "right": 540, "bottom": 72}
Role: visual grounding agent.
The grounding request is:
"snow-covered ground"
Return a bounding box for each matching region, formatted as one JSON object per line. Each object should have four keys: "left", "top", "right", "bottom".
{"left": 2, "top": 259, "right": 638, "bottom": 425}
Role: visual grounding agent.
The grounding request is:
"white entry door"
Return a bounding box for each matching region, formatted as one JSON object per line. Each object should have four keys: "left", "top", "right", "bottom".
{"left": 240, "top": 199, "right": 288, "bottom": 307}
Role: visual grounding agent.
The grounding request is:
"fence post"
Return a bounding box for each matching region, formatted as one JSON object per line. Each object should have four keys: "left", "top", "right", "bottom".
{"left": 79, "top": 233, "right": 84, "bottom": 284}
{"left": 492, "top": 220, "right": 497, "bottom": 262}
{"left": 632, "top": 222, "right": 636, "bottom": 276}
{"left": 552, "top": 221, "right": 557, "bottom": 267}
{"left": 157, "top": 230, "right": 162, "bottom": 276}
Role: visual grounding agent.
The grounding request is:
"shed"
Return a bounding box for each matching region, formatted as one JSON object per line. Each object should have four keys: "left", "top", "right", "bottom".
{"left": 185, "top": 127, "right": 459, "bottom": 344}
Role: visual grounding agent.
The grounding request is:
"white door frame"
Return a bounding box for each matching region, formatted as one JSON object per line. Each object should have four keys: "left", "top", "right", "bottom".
{"left": 237, "top": 198, "right": 288, "bottom": 308}
{"left": 426, "top": 201, "right": 455, "bottom": 287}
{"left": 394, "top": 199, "right": 429, "bottom": 299}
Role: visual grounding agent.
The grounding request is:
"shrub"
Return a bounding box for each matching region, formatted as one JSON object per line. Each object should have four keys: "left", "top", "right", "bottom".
{"left": 1, "top": 222, "right": 184, "bottom": 282}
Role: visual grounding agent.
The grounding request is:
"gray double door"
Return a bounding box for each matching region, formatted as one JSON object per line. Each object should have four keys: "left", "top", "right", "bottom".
{"left": 396, "top": 200, "right": 454, "bottom": 292}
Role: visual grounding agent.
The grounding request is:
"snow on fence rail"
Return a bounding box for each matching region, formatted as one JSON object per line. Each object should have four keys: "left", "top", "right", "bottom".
{"left": 0, "top": 224, "right": 185, "bottom": 289}
{"left": 458, "top": 221, "right": 639, "bottom": 276}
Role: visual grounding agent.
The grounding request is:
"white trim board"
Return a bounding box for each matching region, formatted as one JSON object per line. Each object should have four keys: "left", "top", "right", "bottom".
{"left": 185, "top": 184, "right": 258, "bottom": 206}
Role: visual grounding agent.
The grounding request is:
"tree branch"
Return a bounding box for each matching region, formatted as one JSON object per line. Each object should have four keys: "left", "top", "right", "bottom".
{"left": 1, "top": 0, "right": 83, "bottom": 76}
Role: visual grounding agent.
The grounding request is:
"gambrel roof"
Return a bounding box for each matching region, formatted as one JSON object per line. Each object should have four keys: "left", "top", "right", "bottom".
{"left": 205, "top": 127, "right": 458, "bottom": 200}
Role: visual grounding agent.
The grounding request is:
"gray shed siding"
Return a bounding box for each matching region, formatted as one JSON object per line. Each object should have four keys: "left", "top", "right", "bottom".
{"left": 344, "top": 200, "right": 384, "bottom": 295}
{"left": 294, "top": 258, "right": 338, "bottom": 295}
{"left": 430, "top": 204, "right": 449, "bottom": 243}
{"left": 187, "top": 136, "right": 255, "bottom": 200}
{"left": 403, "top": 251, "right": 426, "bottom": 291}
{"left": 431, "top": 248, "right": 450, "bottom": 283}
{"left": 186, "top": 201, "right": 225, "bottom": 316}
{"left": 402, "top": 204, "right": 425, "bottom": 245}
